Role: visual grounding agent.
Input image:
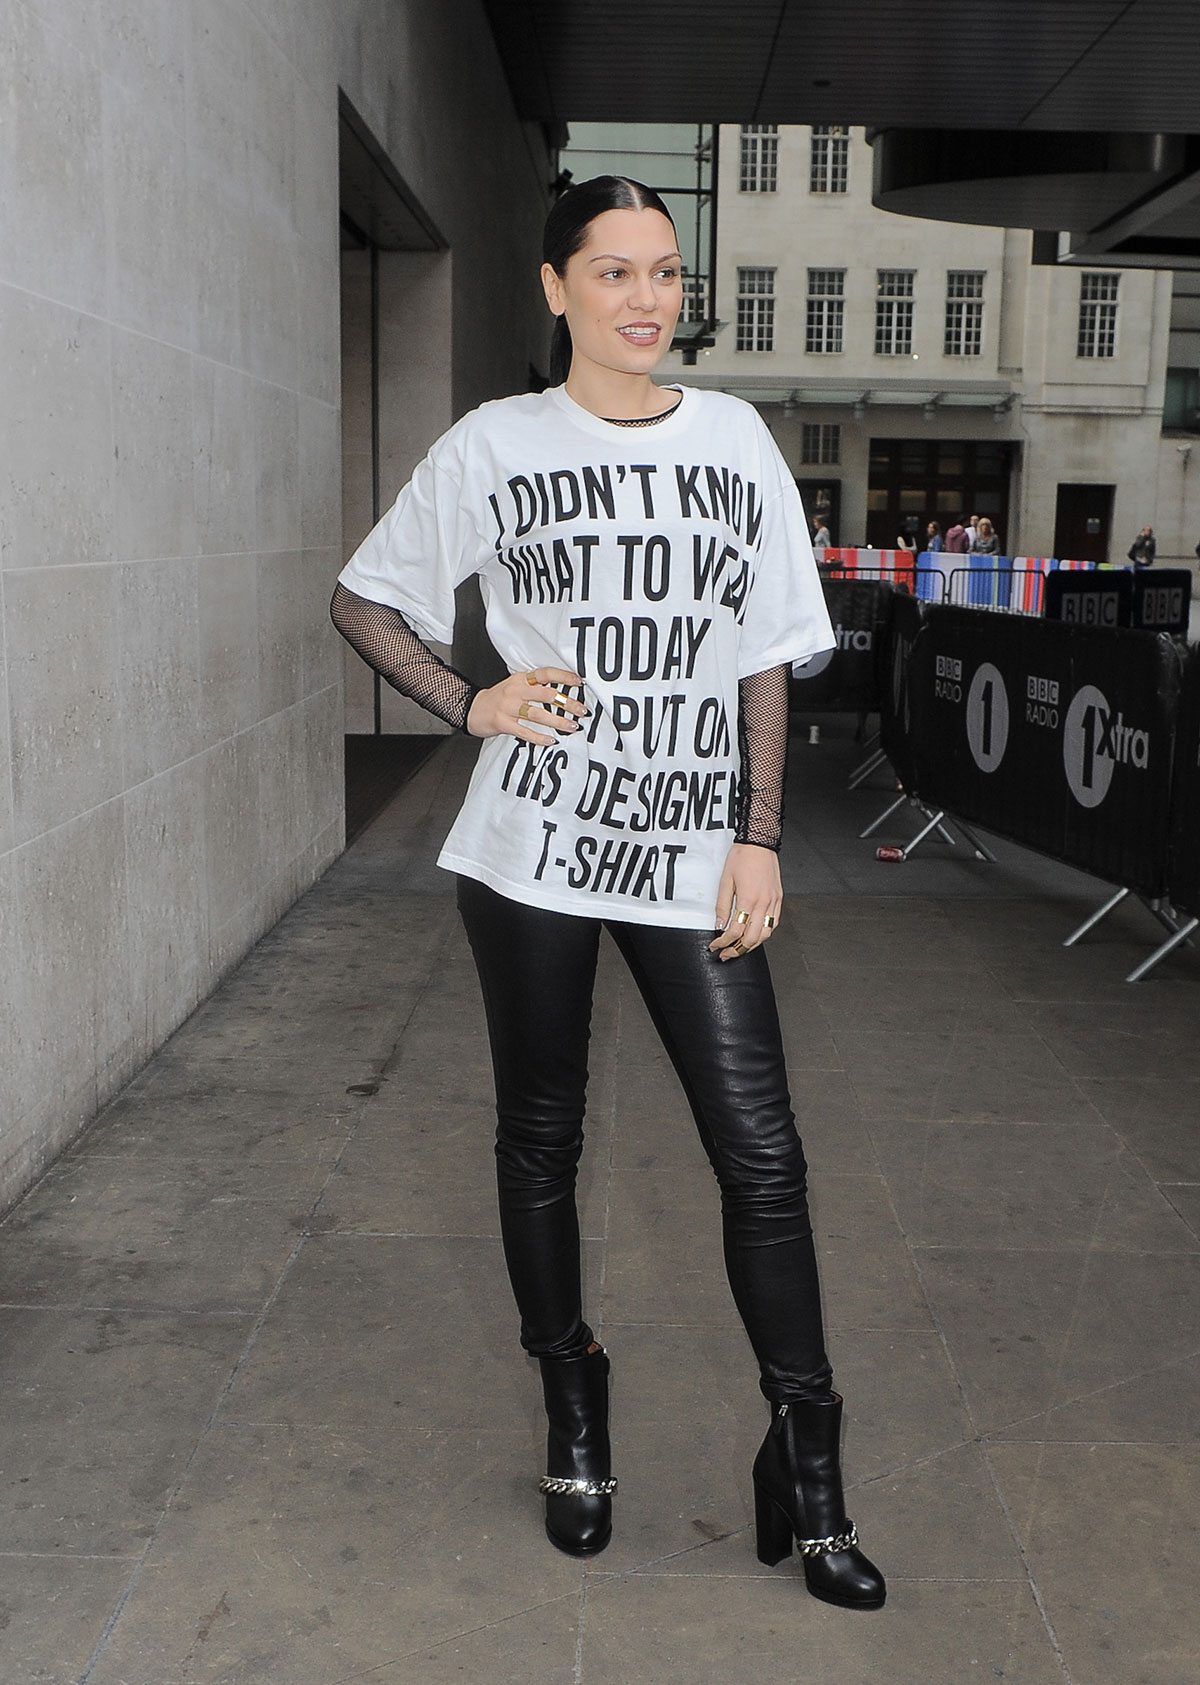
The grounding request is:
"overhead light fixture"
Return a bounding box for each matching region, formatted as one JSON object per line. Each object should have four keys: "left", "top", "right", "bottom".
{"left": 853, "top": 399, "right": 866, "bottom": 421}
{"left": 781, "top": 391, "right": 797, "bottom": 417}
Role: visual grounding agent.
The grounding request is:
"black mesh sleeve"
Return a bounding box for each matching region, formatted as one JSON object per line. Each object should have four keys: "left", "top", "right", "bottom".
{"left": 330, "top": 582, "right": 480, "bottom": 733}
{"left": 734, "top": 664, "right": 790, "bottom": 851}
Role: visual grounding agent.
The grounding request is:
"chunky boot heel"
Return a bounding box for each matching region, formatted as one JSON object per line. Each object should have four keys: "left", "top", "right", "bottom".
{"left": 538, "top": 1344, "right": 616, "bottom": 1558}
{"left": 754, "top": 1481, "right": 795, "bottom": 1566}
{"left": 751, "top": 1396, "right": 886, "bottom": 1611}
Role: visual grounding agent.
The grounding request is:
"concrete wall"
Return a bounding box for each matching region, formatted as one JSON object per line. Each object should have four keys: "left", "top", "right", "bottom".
{"left": 0, "top": 0, "right": 552, "bottom": 1208}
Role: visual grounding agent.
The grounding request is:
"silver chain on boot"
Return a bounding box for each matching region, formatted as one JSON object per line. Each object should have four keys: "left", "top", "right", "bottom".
{"left": 538, "top": 1476, "right": 619, "bottom": 1496}
{"left": 795, "top": 1522, "right": 859, "bottom": 1557}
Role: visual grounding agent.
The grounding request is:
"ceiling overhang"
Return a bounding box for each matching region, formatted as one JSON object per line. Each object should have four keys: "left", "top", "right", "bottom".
{"left": 483, "top": 1, "right": 1200, "bottom": 265}
{"left": 873, "top": 129, "right": 1200, "bottom": 270}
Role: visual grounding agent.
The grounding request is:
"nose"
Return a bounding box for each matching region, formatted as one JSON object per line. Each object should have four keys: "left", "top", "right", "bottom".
{"left": 626, "top": 271, "right": 662, "bottom": 312}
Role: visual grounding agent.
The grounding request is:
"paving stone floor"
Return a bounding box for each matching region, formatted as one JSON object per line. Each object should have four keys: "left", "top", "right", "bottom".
{"left": 2, "top": 719, "right": 1198, "bottom": 1685}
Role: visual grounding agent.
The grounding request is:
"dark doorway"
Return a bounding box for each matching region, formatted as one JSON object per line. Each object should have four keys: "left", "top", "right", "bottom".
{"left": 866, "top": 438, "right": 1015, "bottom": 551}
{"left": 796, "top": 477, "right": 841, "bottom": 545}
{"left": 339, "top": 96, "right": 450, "bottom": 834}
{"left": 1053, "top": 483, "right": 1114, "bottom": 564}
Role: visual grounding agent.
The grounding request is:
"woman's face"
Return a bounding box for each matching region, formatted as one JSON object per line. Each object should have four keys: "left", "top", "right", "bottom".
{"left": 542, "top": 207, "right": 683, "bottom": 379}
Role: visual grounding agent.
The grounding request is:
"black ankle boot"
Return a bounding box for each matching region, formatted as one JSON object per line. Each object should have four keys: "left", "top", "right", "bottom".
{"left": 537, "top": 1345, "right": 616, "bottom": 1557}
{"left": 752, "top": 1395, "right": 886, "bottom": 1610}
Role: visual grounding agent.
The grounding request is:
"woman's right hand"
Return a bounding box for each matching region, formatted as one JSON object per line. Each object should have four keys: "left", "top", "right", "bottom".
{"left": 466, "top": 666, "right": 588, "bottom": 746}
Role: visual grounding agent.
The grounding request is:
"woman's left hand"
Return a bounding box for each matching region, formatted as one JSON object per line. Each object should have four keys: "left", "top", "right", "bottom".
{"left": 709, "top": 843, "right": 783, "bottom": 961}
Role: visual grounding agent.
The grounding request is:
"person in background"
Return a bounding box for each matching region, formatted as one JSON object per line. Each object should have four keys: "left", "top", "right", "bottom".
{"left": 1128, "top": 525, "right": 1156, "bottom": 567}
{"left": 965, "top": 514, "right": 980, "bottom": 551}
{"left": 944, "top": 521, "right": 969, "bottom": 554}
{"left": 925, "top": 520, "right": 943, "bottom": 553}
{"left": 812, "top": 515, "right": 831, "bottom": 555}
{"left": 896, "top": 531, "right": 917, "bottom": 553}
{"left": 974, "top": 517, "right": 1000, "bottom": 555}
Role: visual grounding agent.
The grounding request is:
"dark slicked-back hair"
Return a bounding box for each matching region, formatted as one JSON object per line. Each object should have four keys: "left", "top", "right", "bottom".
{"left": 543, "top": 175, "right": 677, "bottom": 385}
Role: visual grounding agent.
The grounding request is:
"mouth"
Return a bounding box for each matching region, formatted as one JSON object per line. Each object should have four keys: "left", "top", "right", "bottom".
{"left": 617, "top": 322, "right": 661, "bottom": 344}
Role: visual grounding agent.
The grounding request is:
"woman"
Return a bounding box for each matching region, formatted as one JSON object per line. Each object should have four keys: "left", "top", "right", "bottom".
{"left": 330, "top": 176, "right": 884, "bottom": 1612}
{"left": 974, "top": 517, "right": 1000, "bottom": 554}
{"left": 925, "top": 521, "right": 943, "bottom": 553}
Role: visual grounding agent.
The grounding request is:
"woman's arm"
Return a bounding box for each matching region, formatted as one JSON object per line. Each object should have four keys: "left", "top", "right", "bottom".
{"left": 709, "top": 664, "right": 789, "bottom": 960}
{"left": 330, "top": 582, "right": 586, "bottom": 744}
{"left": 330, "top": 581, "right": 479, "bottom": 731}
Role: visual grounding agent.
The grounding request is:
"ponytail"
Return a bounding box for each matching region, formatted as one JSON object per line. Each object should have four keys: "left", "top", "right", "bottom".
{"left": 543, "top": 175, "right": 676, "bottom": 385}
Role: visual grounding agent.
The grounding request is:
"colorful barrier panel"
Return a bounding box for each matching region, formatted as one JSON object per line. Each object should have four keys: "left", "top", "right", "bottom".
{"left": 791, "top": 579, "right": 895, "bottom": 713}
{"left": 946, "top": 564, "right": 1047, "bottom": 614}
{"left": 822, "top": 547, "right": 917, "bottom": 590}
{"left": 917, "top": 553, "right": 1096, "bottom": 608}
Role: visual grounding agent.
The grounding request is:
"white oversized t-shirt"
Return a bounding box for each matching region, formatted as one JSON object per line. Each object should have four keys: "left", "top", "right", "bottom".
{"left": 338, "top": 384, "right": 833, "bottom": 928}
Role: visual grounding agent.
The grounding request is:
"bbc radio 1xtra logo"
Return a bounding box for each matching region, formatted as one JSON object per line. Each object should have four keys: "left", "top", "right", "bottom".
{"left": 1062, "top": 684, "right": 1150, "bottom": 808}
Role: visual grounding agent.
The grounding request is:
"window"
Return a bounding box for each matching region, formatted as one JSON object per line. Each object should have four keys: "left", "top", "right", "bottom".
{"left": 1164, "top": 366, "right": 1200, "bottom": 430}
{"left": 809, "top": 125, "right": 849, "bottom": 194}
{"left": 801, "top": 423, "right": 841, "bottom": 465}
{"left": 736, "top": 266, "right": 776, "bottom": 351}
{"left": 1077, "top": 272, "right": 1119, "bottom": 358}
{"left": 875, "top": 269, "right": 915, "bottom": 355}
{"left": 739, "top": 125, "right": 779, "bottom": 193}
{"left": 805, "top": 268, "right": 845, "bottom": 353}
{"left": 944, "top": 271, "right": 985, "bottom": 356}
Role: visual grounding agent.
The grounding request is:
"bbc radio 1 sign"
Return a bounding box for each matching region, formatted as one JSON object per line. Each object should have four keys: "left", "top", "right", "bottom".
{"left": 965, "top": 663, "right": 1009, "bottom": 774}
{"left": 910, "top": 609, "right": 1179, "bottom": 892}
{"left": 916, "top": 614, "right": 1046, "bottom": 844}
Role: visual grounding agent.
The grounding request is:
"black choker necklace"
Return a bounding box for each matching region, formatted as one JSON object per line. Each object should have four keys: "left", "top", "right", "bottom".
{"left": 602, "top": 393, "right": 683, "bottom": 427}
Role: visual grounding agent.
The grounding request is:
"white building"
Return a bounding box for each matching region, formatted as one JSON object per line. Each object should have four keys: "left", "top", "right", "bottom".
{"left": 567, "top": 123, "right": 1200, "bottom": 570}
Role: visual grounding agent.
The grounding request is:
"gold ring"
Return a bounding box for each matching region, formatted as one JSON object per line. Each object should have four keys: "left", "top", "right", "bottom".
{"left": 763, "top": 914, "right": 777, "bottom": 930}
{"left": 730, "top": 939, "right": 746, "bottom": 955}
{"left": 552, "top": 691, "right": 571, "bottom": 707}
{"left": 525, "top": 670, "right": 540, "bottom": 685}
{"left": 735, "top": 909, "right": 751, "bottom": 926}
{"left": 517, "top": 701, "right": 532, "bottom": 721}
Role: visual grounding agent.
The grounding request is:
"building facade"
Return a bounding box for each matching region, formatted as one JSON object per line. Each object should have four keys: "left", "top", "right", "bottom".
{"left": 0, "top": 0, "right": 555, "bottom": 1209}
{"left": 623, "top": 123, "right": 1200, "bottom": 570}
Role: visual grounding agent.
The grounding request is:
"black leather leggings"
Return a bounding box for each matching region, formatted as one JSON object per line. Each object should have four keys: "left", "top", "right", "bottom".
{"left": 458, "top": 877, "right": 833, "bottom": 1403}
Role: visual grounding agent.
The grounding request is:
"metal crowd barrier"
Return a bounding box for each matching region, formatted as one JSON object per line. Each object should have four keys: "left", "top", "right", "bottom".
{"left": 946, "top": 567, "right": 1046, "bottom": 614}
{"left": 869, "top": 595, "right": 1195, "bottom": 979}
{"left": 823, "top": 550, "right": 1101, "bottom": 616}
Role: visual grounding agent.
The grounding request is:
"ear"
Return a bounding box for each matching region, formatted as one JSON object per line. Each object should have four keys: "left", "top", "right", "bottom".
{"left": 541, "top": 261, "right": 565, "bottom": 317}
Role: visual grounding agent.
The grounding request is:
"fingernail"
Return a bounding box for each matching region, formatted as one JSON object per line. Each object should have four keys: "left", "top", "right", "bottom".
{"left": 580, "top": 709, "right": 592, "bottom": 718}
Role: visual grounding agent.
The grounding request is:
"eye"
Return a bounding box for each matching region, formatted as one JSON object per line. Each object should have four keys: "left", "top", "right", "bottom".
{"left": 600, "top": 267, "right": 626, "bottom": 281}
{"left": 655, "top": 266, "right": 680, "bottom": 281}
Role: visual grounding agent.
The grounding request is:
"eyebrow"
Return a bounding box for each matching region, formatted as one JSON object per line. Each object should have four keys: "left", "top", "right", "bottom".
{"left": 588, "top": 251, "right": 684, "bottom": 265}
